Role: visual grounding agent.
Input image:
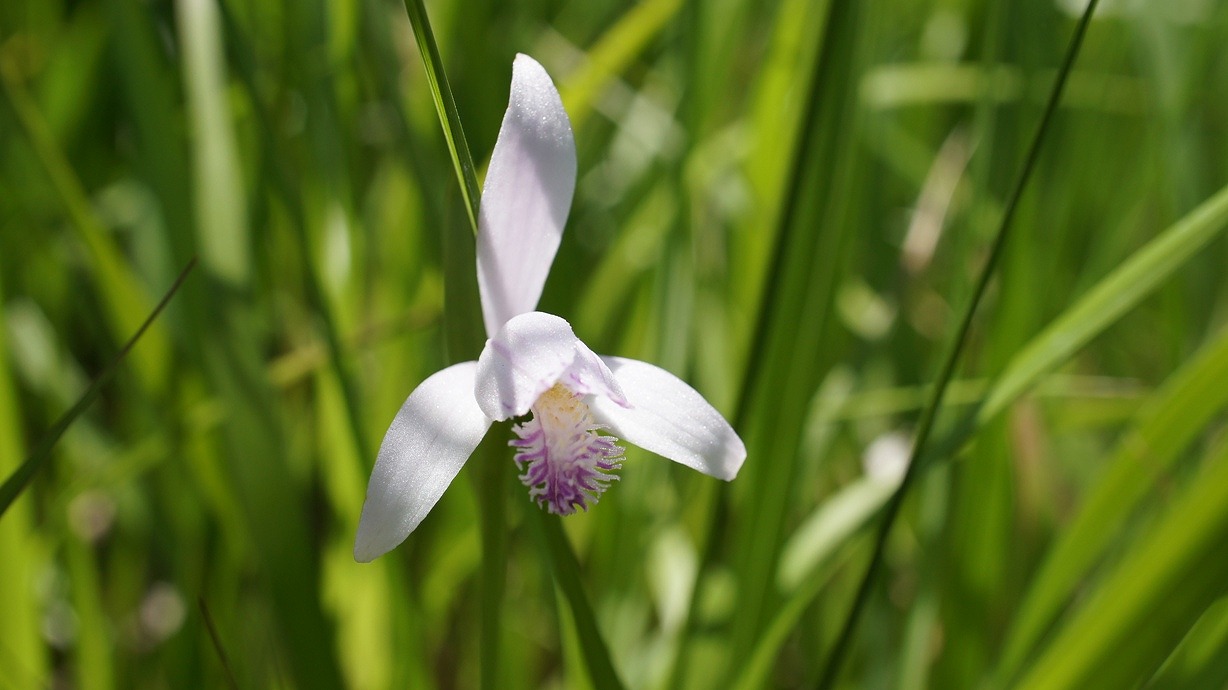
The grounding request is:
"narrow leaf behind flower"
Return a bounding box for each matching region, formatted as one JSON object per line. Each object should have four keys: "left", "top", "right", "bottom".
{"left": 726, "top": 0, "right": 859, "bottom": 658}
{"left": 401, "top": 0, "right": 481, "bottom": 236}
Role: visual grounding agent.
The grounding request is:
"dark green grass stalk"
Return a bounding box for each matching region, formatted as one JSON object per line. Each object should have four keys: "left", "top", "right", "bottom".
{"left": 198, "top": 597, "right": 241, "bottom": 690}
{"left": 0, "top": 257, "right": 196, "bottom": 519}
{"left": 814, "top": 2, "right": 1102, "bottom": 687}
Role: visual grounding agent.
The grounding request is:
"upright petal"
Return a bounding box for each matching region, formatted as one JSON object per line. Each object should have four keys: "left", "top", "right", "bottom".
{"left": 588, "top": 356, "right": 746, "bottom": 481}
{"left": 355, "top": 362, "right": 492, "bottom": 562}
{"left": 477, "top": 54, "right": 577, "bottom": 337}
{"left": 474, "top": 311, "right": 626, "bottom": 421}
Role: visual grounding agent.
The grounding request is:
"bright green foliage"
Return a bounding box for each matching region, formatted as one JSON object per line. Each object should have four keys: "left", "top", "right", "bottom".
{"left": 2, "top": 0, "right": 1228, "bottom": 688}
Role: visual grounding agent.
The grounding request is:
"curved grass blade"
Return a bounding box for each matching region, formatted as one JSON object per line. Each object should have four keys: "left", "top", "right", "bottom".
{"left": 1014, "top": 441, "right": 1228, "bottom": 690}
{"left": 815, "top": 2, "right": 1101, "bottom": 686}
{"left": 0, "top": 257, "right": 197, "bottom": 520}
{"left": 980, "top": 181, "right": 1228, "bottom": 424}
{"left": 401, "top": 0, "right": 481, "bottom": 236}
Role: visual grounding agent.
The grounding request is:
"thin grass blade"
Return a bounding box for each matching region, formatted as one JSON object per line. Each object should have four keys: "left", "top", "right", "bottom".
{"left": 815, "top": 1, "right": 1101, "bottom": 686}
{"left": 0, "top": 258, "right": 196, "bottom": 519}
{"left": 401, "top": 0, "right": 481, "bottom": 235}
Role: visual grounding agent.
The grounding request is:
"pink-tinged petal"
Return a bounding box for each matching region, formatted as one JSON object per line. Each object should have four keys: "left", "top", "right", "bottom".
{"left": 568, "top": 342, "right": 630, "bottom": 408}
{"left": 588, "top": 356, "right": 746, "bottom": 481}
{"left": 477, "top": 53, "right": 577, "bottom": 337}
{"left": 474, "top": 312, "right": 625, "bottom": 421}
{"left": 355, "top": 362, "right": 491, "bottom": 562}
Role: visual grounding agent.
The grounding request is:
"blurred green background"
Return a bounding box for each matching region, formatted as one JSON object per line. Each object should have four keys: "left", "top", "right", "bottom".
{"left": 3, "top": 0, "right": 1228, "bottom": 688}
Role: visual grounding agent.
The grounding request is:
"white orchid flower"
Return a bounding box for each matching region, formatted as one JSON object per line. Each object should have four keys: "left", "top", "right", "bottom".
{"left": 354, "top": 54, "right": 746, "bottom": 563}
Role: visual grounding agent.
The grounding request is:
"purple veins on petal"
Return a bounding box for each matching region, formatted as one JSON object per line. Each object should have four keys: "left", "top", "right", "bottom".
{"left": 510, "top": 383, "right": 625, "bottom": 514}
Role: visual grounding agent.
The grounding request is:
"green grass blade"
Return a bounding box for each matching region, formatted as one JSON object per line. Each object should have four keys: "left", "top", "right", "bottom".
{"left": 558, "top": 0, "right": 684, "bottom": 131}
{"left": 726, "top": 0, "right": 856, "bottom": 656}
{"left": 998, "top": 323, "right": 1228, "bottom": 682}
{"left": 1014, "top": 442, "right": 1228, "bottom": 690}
{"left": 400, "top": 0, "right": 480, "bottom": 236}
{"left": 0, "top": 258, "right": 196, "bottom": 519}
{"left": 0, "top": 266, "right": 45, "bottom": 685}
{"left": 815, "top": 2, "right": 1101, "bottom": 686}
{"left": 981, "top": 182, "right": 1228, "bottom": 424}
{"left": 198, "top": 597, "right": 241, "bottom": 690}
{"left": 1144, "top": 597, "right": 1228, "bottom": 690}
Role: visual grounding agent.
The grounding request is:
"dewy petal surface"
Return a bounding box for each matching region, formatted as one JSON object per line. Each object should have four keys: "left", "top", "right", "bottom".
{"left": 354, "top": 362, "right": 492, "bottom": 562}
{"left": 477, "top": 53, "right": 577, "bottom": 337}
{"left": 475, "top": 311, "right": 626, "bottom": 421}
{"left": 588, "top": 356, "right": 746, "bottom": 481}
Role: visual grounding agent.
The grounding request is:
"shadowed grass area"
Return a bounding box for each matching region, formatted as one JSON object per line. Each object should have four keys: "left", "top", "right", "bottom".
{"left": 2, "top": 0, "right": 1228, "bottom": 688}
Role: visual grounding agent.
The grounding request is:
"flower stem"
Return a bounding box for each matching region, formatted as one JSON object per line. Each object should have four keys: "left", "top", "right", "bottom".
{"left": 474, "top": 441, "right": 507, "bottom": 690}
{"left": 537, "top": 512, "right": 626, "bottom": 690}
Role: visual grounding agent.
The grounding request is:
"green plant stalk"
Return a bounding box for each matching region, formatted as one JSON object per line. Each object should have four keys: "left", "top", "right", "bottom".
{"left": 198, "top": 597, "right": 241, "bottom": 690}
{"left": 0, "top": 258, "right": 197, "bottom": 519}
{"left": 814, "top": 1, "right": 1102, "bottom": 687}
{"left": 537, "top": 512, "right": 627, "bottom": 690}
{"left": 401, "top": 0, "right": 481, "bottom": 236}
{"left": 727, "top": 0, "right": 862, "bottom": 657}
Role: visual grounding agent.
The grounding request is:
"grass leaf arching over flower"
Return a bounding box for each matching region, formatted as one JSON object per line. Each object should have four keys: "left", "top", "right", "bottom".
{"left": 354, "top": 54, "right": 746, "bottom": 563}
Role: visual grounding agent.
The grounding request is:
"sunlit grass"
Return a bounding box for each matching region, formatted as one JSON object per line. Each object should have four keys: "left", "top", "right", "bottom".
{"left": 2, "top": 0, "right": 1228, "bottom": 688}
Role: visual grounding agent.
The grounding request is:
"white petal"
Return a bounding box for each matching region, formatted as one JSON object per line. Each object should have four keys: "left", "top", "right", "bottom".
{"left": 477, "top": 53, "right": 577, "bottom": 337}
{"left": 588, "top": 357, "right": 746, "bottom": 481}
{"left": 354, "top": 362, "right": 491, "bottom": 562}
{"left": 474, "top": 311, "right": 626, "bottom": 421}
